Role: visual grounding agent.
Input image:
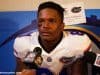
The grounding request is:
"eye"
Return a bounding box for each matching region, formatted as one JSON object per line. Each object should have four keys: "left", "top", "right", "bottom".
{"left": 49, "top": 19, "right": 55, "bottom": 23}
{"left": 38, "top": 19, "right": 44, "bottom": 23}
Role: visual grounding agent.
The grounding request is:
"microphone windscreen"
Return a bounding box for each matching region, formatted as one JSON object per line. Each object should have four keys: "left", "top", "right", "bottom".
{"left": 33, "top": 47, "right": 42, "bottom": 55}
{"left": 84, "top": 51, "right": 96, "bottom": 64}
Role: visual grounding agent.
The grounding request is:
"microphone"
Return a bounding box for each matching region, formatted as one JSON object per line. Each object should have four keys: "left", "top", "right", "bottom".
{"left": 23, "top": 47, "right": 43, "bottom": 69}
{"left": 84, "top": 51, "right": 100, "bottom": 67}
{"left": 33, "top": 47, "right": 42, "bottom": 55}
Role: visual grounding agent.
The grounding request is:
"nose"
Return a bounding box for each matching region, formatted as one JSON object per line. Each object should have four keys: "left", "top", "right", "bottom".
{"left": 43, "top": 21, "right": 49, "bottom": 28}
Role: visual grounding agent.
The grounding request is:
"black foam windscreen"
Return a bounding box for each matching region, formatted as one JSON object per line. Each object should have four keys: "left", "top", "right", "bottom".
{"left": 33, "top": 47, "right": 42, "bottom": 55}
{"left": 84, "top": 51, "right": 96, "bottom": 64}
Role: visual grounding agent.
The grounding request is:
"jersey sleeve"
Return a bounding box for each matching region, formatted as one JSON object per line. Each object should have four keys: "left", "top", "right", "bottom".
{"left": 13, "top": 36, "right": 30, "bottom": 59}
{"left": 66, "top": 32, "right": 92, "bottom": 58}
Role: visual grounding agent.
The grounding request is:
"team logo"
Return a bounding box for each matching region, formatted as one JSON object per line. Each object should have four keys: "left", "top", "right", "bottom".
{"left": 60, "top": 56, "right": 75, "bottom": 66}
{"left": 47, "top": 57, "right": 52, "bottom": 62}
{"left": 71, "top": 7, "right": 82, "bottom": 13}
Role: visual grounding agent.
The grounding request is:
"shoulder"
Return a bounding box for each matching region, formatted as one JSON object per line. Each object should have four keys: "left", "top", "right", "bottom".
{"left": 13, "top": 31, "right": 39, "bottom": 51}
{"left": 13, "top": 35, "right": 31, "bottom": 52}
{"left": 64, "top": 31, "right": 92, "bottom": 51}
{"left": 64, "top": 30, "right": 91, "bottom": 40}
{"left": 69, "top": 30, "right": 91, "bottom": 43}
{"left": 13, "top": 31, "right": 40, "bottom": 59}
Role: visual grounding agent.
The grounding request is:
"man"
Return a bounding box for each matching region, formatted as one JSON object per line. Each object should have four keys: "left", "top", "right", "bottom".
{"left": 14, "top": 1, "right": 92, "bottom": 75}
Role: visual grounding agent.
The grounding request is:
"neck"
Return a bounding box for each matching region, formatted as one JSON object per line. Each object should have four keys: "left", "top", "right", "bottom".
{"left": 39, "top": 33, "right": 63, "bottom": 53}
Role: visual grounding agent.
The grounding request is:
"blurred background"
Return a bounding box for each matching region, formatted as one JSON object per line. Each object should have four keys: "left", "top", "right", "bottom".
{"left": 0, "top": 0, "right": 100, "bottom": 74}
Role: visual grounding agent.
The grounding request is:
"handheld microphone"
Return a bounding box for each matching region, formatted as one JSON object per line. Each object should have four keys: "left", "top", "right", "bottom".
{"left": 23, "top": 47, "right": 42, "bottom": 69}
{"left": 84, "top": 51, "right": 100, "bottom": 67}
{"left": 84, "top": 51, "right": 96, "bottom": 64}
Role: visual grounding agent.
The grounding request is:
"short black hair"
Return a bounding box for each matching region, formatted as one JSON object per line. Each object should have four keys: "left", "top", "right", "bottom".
{"left": 38, "top": 1, "right": 65, "bottom": 22}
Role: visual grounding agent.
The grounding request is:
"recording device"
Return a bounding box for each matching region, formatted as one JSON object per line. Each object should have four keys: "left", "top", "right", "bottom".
{"left": 84, "top": 51, "right": 100, "bottom": 67}
{"left": 23, "top": 47, "right": 42, "bottom": 69}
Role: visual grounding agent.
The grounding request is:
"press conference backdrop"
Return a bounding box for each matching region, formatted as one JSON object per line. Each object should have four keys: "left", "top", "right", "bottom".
{"left": 0, "top": 0, "right": 100, "bottom": 73}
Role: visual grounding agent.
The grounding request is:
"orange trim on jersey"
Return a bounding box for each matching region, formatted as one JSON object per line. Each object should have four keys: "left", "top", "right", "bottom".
{"left": 84, "top": 42, "right": 92, "bottom": 52}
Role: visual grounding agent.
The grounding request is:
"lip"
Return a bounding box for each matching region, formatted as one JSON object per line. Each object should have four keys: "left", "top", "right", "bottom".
{"left": 41, "top": 32, "right": 50, "bottom": 36}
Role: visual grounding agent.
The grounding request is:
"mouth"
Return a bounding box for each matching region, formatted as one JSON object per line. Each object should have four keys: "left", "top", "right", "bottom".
{"left": 40, "top": 32, "right": 50, "bottom": 36}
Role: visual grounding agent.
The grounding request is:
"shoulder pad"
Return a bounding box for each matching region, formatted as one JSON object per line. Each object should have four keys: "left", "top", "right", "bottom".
{"left": 70, "top": 30, "right": 84, "bottom": 35}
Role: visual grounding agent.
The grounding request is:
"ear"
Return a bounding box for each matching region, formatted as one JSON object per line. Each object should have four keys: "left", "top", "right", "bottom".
{"left": 61, "top": 22, "right": 64, "bottom": 31}
{"left": 58, "top": 22, "right": 64, "bottom": 32}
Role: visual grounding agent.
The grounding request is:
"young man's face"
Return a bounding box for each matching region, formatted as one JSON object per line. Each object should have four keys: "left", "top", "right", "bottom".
{"left": 38, "top": 8, "right": 64, "bottom": 41}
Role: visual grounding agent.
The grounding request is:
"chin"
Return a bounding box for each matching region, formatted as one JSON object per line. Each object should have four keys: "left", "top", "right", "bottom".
{"left": 42, "top": 37, "right": 53, "bottom": 41}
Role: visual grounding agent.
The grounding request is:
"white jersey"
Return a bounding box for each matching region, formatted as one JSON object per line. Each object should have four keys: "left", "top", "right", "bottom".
{"left": 13, "top": 31, "right": 91, "bottom": 74}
